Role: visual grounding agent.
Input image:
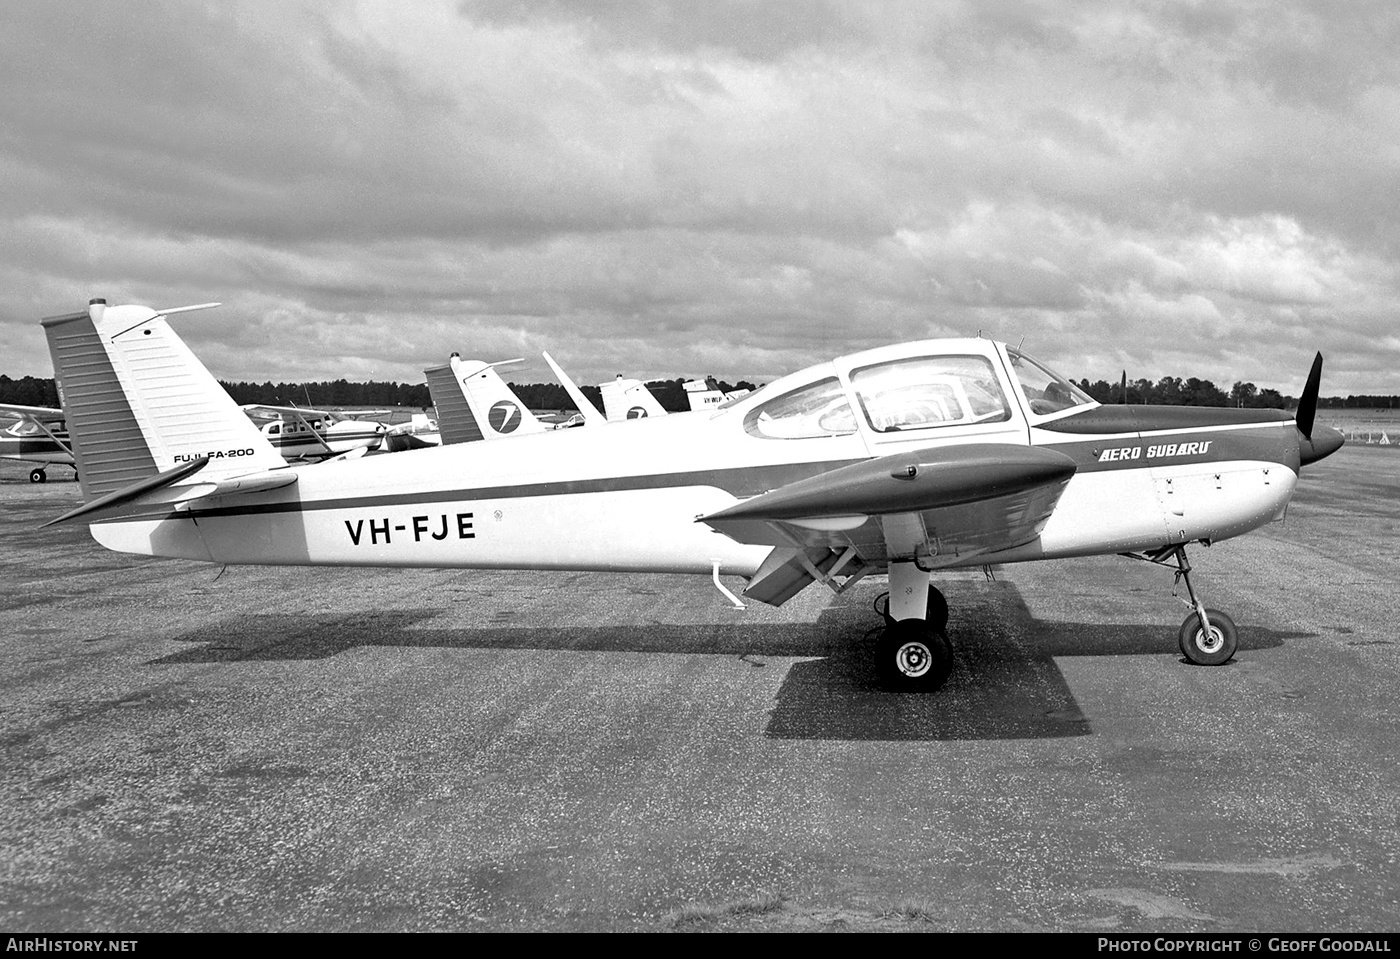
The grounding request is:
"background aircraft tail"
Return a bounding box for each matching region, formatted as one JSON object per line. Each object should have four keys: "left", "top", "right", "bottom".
{"left": 600, "top": 376, "right": 668, "bottom": 421}
{"left": 429, "top": 354, "right": 545, "bottom": 441}
{"left": 423, "top": 359, "right": 485, "bottom": 445}
{"left": 41, "top": 299, "right": 287, "bottom": 501}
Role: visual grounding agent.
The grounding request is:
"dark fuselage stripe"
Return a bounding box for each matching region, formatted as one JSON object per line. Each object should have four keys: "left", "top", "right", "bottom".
{"left": 90, "top": 420, "right": 1299, "bottom": 527}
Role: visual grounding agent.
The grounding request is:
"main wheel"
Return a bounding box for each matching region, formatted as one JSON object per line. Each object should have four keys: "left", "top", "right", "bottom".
{"left": 1178, "top": 609, "right": 1238, "bottom": 666}
{"left": 29, "top": 468, "right": 46, "bottom": 484}
{"left": 926, "top": 587, "right": 949, "bottom": 634}
{"left": 874, "top": 587, "right": 950, "bottom": 633}
{"left": 878, "top": 619, "right": 953, "bottom": 692}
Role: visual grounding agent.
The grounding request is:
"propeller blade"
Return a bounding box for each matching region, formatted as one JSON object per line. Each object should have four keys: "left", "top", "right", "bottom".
{"left": 1120, "top": 370, "right": 1127, "bottom": 404}
{"left": 1296, "top": 352, "right": 1323, "bottom": 440}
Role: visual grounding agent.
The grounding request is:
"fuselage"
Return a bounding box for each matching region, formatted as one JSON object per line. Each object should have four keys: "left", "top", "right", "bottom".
{"left": 88, "top": 338, "right": 1319, "bottom": 578}
{"left": 260, "top": 417, "right": 385, "bottom": 460}
{"left": 1, "top": 422, "right": 73, "bottom": 467}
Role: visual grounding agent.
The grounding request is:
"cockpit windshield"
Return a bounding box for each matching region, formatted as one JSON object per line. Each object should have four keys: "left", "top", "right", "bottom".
{"left": 1006, "top": 348, "right": 1094, "bottom": 416}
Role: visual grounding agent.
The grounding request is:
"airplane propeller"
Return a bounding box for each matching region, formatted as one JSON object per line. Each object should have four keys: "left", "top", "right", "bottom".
{"left": 1295, "top": 352, "right": 1323, "bottom": 440}
{"left": 1294, "top": 352, "right": 1344, "bottom": 465}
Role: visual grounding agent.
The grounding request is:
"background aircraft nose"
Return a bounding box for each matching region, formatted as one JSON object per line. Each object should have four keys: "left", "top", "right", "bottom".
{"left": 1300, "top": 424, "right": 1344, "bottom": 465}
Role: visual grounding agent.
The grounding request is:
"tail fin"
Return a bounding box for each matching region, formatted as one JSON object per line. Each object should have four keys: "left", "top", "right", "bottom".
{"left": 600, "top": 376, "right": 668, "bottom": 421}
{"left": 429, "top": 354, "right": 546, "bottom": 440}
{"left": 42, "top": 299, "right": 287, "bottom": 501}
{"left": 424, "top": 359, "right": 485, "bottom": 445}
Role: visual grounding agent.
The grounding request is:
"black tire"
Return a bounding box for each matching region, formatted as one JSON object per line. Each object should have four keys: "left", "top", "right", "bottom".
{"left": 878, "top": 619, "right": 953, "bottom": 692}
{"left": 29, "top": 468, "right": 45, "bottom": 484}
{"left": 1178, "top": 609, "right": 1238, "bottom": 666}
{"left": 875, "top": 587, "right": 950, "bottom": 632}
{"left": 926, "top": 587, "right": 949, "bottom": 633}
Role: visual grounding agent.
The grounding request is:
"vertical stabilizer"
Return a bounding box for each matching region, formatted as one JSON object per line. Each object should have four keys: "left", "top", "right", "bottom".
{"left": 42, "top": 299, "right": 286, "bottom": 501}
{"left": 600, "top": 376, "right": 668, "bottom": 421}
{"left": 450, "top": 356, "right": 546, "bottom": 438}
{"left": 424, "top": 360, "right": 485, "bottom": 445}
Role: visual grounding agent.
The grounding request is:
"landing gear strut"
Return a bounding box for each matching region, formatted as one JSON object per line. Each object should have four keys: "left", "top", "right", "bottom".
{"left": 874, "top": 562, "right": 954, "bottom": 691}
{"left": 1137, "top": 545, "right": 1238, "bottom": 666}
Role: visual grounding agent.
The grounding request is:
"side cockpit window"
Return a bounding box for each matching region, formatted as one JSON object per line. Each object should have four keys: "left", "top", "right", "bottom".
{"left": 743, "top": 377, "right": 856, "bottom": 439}
{"left": 851, "top": 356, "right": 1011, "bottom": 433}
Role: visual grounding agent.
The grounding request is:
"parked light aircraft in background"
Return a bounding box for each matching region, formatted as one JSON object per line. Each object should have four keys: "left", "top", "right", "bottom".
{"left": 422, "top": 353, "right": 550, "bottom": 444}
{"left": 381, "top": 412, "right": 441, "bottom": 452}
{"left": 601, "top": 375, "right": 668, "bottom": 421}
{"left": 684, "top": 377, "right": 751, "bottom": 412}
{"left": 0, "top": 403, "right": 75, "bottom": 483}
{"left": 241, "top": 404, "right": 387, "bottom": 461}
{"left": 41, "top": 299, "right": 1344, "bottom": 691}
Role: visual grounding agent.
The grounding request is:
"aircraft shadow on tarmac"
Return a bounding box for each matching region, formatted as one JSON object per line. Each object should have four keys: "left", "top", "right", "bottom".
{"left": 153, "top": 580, "right": 1310, "bottom": 743}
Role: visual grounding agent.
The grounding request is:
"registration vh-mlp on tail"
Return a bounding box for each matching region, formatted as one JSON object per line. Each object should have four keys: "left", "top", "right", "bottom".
{"left": 40, "top": 299, "right": 1343, "bottom": 690}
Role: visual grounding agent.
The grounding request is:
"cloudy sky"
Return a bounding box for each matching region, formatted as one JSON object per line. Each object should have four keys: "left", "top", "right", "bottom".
{"left": 2, "top": 0, "right": 1397, "bottom": 395}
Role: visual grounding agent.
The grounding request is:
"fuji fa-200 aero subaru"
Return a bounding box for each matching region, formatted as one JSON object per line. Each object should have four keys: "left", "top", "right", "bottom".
{"left": 41, "top": 299, "right": 1342, "bottom": 690}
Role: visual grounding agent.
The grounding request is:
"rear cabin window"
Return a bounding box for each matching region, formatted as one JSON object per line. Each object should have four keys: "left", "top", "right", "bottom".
{"left": 743, "top": 377, "right": 856, "bottom": 439}
{"left": 851, "top": 356, "right": 1011, "bottom": 433}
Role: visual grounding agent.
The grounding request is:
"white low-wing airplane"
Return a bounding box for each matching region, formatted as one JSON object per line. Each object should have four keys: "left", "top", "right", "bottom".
{"left": 684, "top": 377, "right": 751, "bottom": 412}
{"left": 600, "top": 375, "right": 668, "bottom": 421}
{"left": 423, "top": 354, "right": 548, "bottom": 444}
{"left": 0, "top": 402, "right": 75, "bottom": 483}
{"left": 41, "top": 299, "right": 1343, "bottom": 690}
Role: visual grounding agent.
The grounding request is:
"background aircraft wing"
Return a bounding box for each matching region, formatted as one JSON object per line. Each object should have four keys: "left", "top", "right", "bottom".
{"left": 240, "top": 403, "right": 335, "bottom": 420}
{"left": 541, "top": 352, "right": 606, "bottom": 426}
{"left": 699, "top": 444, "right": 1077, "bottom": 605}
{"left": 0, "top": 402, "right": 66, "bottom": 424}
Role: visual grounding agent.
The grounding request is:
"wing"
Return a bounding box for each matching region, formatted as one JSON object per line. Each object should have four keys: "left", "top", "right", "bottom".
{"left": 0, "top": 402, "right": 66, "bottom": 424}
{"left": 542, "top": 352, "right": 606, "bottom": 426}
{"left": 699, "top": 443, "right": 1077, "bottom": 605}
{"left": 240, "top": 403, "right": 334, "bottom": 420}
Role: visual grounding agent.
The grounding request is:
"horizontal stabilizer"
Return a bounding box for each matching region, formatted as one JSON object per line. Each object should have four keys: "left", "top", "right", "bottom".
{"left": 42, "top": 456, "right": 211, "bottom": 527}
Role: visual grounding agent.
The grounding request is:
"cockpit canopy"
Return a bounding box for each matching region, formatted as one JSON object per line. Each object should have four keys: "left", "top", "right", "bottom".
{"left": 739, "top": 340, "right": 1093, "bottom": 440}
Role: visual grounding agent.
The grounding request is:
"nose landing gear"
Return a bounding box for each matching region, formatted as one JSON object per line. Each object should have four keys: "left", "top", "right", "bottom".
{"left": 1133, "top": 545, "right": 1238, "bottom": 666}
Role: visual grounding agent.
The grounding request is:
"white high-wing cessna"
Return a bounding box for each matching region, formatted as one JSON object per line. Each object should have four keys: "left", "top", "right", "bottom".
{"left": 0, "top": 402, "right": 75, "bottom": 483}
{"left": 42, "top": 299, "right": 1343, "bottom": 691}
{"left": 241, "top": 404, "right": 388, "bottom": 461}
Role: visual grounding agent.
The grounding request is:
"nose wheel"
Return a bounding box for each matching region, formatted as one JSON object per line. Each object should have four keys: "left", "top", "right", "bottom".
{"left": 1179, "top": 608, "right": 1238, "bottom": 666}
{"left": 1136, "top": 545, "right": 1239, "bottom": 666}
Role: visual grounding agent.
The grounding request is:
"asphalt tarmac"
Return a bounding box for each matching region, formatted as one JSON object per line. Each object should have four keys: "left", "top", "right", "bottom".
{"left": 1, "top": 448, "right": 1396, "bottom": 932}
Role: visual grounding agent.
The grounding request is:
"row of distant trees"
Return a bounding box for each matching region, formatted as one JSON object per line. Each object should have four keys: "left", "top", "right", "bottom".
{"left": 1077, "top": 377, "right": 1290, "bottom": 408}
{"left": 1, "top": 372, "right": 1392, "bottom": 413}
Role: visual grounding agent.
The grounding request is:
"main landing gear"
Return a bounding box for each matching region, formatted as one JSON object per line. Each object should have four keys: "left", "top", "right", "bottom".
{"left": 872, "top": 561, "right": 953, "bottom": 692}
{"left": 1135, "top": 545, "right": 1238, "bottom": 666}
{"left": 28, "top": 467, "right": 79, "bottom": 484}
